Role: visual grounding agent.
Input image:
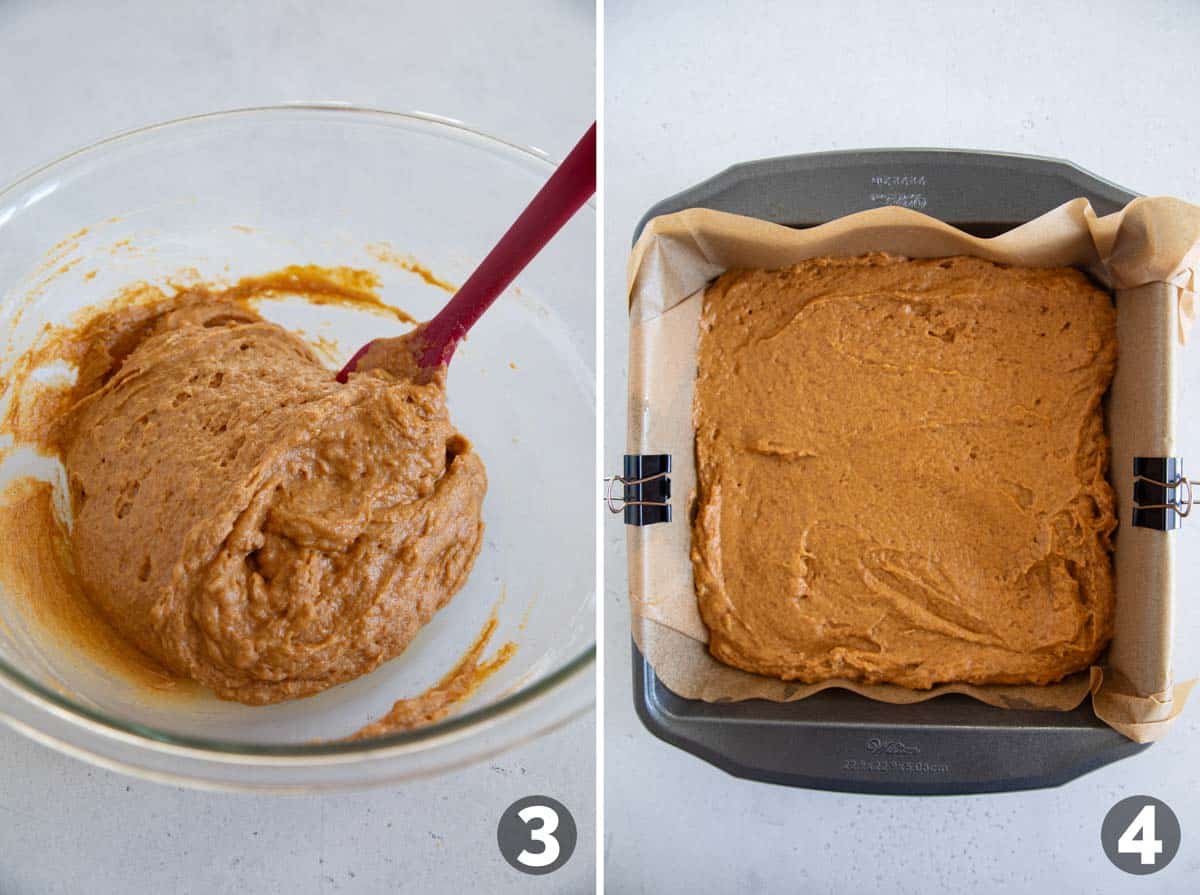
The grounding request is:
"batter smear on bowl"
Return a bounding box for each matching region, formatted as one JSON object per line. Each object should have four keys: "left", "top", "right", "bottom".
{"left": 691, "top": 254, "right": 1118, "bottom": 688}
{"left": 1, "top": 268, "right": 509, "bottom": 735}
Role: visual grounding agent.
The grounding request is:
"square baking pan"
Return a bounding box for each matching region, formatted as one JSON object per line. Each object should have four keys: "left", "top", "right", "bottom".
{"left": 628, "top": 149, "right": 1151, "bottom": 795}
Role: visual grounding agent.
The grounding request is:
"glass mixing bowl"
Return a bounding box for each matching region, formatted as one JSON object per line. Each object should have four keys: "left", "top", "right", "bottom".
{"left": 0, "top": 106, "right": 594, "bottom": 790}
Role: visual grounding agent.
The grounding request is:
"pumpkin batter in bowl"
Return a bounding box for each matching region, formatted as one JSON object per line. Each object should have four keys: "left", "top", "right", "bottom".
{"left": 49, "top": 288, "right": 486, "bottom": 707}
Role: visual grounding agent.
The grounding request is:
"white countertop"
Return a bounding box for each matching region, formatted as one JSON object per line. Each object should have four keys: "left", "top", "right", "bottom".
{"left": 604, "top": 2, "right": 1200, "bottom": 893}
{"left": 0, "top": 1, "right": 595, "bottom": 893}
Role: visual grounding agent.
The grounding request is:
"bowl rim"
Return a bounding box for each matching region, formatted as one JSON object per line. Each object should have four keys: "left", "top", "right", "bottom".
{"left": 0, "top": 104, "right": 596, "bottom": 762}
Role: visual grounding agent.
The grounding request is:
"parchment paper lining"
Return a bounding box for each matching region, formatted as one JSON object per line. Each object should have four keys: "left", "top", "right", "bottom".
{"left": 626, "top": 198, "right": 1200, "bottom": 743}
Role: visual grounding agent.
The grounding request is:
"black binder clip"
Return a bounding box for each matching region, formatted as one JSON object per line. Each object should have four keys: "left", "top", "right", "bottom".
{"left": 1132, "top": 457, "right": 1192, "bottom": 531}
{"left": 606, "top": 455, "right": 672, "bottom": 526}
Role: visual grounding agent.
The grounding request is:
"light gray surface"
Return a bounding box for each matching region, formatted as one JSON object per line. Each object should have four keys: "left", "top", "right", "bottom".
{"left": 604, "top": 2, "right": 1200, "bottom": 893}
{"left": 0, "top": 1, "right": 595, "bottom": 893}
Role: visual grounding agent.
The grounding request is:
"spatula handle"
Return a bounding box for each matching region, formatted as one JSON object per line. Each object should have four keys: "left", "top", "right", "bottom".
{"left": 418, "top": 122, "right": 597, "bottom": 367}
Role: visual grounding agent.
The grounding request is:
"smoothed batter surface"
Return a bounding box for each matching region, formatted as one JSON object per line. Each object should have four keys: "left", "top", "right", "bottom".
{"left": 692, "top": 254, "right": 1118, "bottom": 689}
{"left": 54, "top": 291, "right": 487, "bottom": 706}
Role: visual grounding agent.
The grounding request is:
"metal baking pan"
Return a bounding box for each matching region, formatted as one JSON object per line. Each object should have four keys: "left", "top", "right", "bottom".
{"left": 630, "top": 149, "right": 1148, "bottom": 795}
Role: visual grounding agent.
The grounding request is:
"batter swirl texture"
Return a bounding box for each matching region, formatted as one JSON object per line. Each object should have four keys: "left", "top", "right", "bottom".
{"left": 692, "top": 254, "right": 1117, "bottom": 688}
{"left": 58, "top": 296, "right": 485, "bottom": 704}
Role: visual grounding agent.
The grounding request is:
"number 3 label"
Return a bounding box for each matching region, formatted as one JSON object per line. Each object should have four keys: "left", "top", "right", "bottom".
{"left": 516, "top": 804, "right": 561, "bottom": 868}
{"left": 498, "top": 795, "right": 578, "bottom": 875}
{"left": 1102, "top": 796, "right": 1180, "bottom": 875}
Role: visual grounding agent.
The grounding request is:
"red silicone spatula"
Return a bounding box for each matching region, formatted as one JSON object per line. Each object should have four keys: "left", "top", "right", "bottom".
{"left": 336, "top": 122, "right": 597, "bottom": 383}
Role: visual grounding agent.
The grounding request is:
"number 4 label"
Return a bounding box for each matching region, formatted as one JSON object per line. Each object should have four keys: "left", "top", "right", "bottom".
{"left": 1117, "top": 804, "right": 1163, "bottom": 866}
{"left": 1102, "top": 795, "right": 1180, "bottom": 875}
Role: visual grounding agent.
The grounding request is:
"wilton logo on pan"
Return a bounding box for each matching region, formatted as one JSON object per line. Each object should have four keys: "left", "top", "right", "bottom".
{"left": 844, "top": 737, "right": 946, "bottom": 774}
{"left": 865, "top": 737, "right": 920, "bottom": 755}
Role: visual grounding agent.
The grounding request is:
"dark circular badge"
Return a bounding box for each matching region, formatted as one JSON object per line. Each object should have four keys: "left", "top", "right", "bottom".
{"left": 1101, "top": 795, "right": 1181, "bottom": 874}
{"left": 497, "top": 795, "right": 577, "bottom": 875}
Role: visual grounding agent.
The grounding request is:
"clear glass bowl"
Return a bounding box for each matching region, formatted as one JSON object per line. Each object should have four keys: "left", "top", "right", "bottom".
{"left": 0, "top": 106, "right": 595, "bottom": 790}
